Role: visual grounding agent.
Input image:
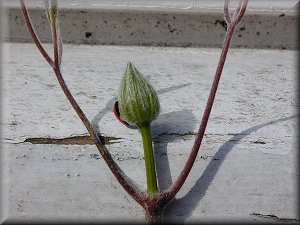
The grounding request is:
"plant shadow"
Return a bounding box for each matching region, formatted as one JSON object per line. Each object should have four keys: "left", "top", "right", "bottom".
{"left": 90, "top": 78, "right": 296, "bottom": 224}
{"left": 161, "top": 115, "right": 297, "bottom": 224}
{"left": 151, "top": 110, "right": 197, "bottom": 191}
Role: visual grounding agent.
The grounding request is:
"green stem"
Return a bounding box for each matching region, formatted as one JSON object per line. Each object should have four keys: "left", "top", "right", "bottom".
{"left": 140, "top": 124, "right": 158, "bottom": 194}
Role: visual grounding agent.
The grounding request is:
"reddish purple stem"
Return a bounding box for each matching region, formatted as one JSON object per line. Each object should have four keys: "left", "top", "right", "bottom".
{"left": 19, "top": 0, "right": 248, "bottom": 222}
{"left": 19, "top": 0, "right": 146, "bottom": 207}
{"left": 163, "top": 0, "right": 248, "bottom": 203}
{"left": 20, "top": 0, "right": 54, "bottom": 68}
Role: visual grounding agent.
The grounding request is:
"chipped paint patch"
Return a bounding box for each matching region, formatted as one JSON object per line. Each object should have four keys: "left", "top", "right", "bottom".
{"left": 24, "top": 135, "right": 121, "bottom": 145}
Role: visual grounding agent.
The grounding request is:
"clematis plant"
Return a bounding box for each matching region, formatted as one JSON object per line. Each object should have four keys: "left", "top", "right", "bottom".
{"left": 19, "top": 0, "right": 248, "bottom": 223}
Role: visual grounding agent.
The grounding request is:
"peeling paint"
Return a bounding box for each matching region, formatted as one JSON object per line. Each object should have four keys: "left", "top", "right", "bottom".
{"left": 24, "top": 135, "right": 121, "bottom": 145}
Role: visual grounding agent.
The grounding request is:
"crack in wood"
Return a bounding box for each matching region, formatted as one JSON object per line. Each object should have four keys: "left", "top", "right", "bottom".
{"left": 251, "top": 213, "right": 299, "bottom": 222}
{"left": 24, "top": 135, "right": 121, "bottom": 145}
{"left": 22, "top": 133, "right": 243, "bottom": 145}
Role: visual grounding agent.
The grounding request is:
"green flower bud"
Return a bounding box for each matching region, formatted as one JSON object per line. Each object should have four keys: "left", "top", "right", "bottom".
{"left": 118, "top": 62, "right": 160, "bottom": 127}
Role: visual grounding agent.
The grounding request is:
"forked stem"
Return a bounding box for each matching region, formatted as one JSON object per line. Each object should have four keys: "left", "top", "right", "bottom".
{"left": 19, "top": 0, "right": 248, "bottom": 223}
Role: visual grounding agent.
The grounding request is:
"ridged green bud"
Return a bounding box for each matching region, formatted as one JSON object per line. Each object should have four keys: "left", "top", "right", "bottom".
{"left": 118, "top": 62, "right": 160, "bottom": 127}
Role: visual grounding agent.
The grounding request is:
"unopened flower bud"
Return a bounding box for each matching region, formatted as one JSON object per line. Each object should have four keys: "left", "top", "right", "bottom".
{"left": 118, "top": 62, "right": 160, "bottom": 127}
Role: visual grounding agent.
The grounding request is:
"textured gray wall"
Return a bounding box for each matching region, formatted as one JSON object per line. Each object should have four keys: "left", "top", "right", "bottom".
{"left": 4, "top": 6, "right": 298, "bottom": 49}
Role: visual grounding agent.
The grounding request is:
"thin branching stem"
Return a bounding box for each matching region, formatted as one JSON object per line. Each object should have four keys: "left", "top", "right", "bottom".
{"left": 224, "top": 0, "right": 231, "bottom": 24}
{"left": 233, "top": 1, "right": 242, "bottom": 19}
{"left": 51, "top": 14, "right": 59, "bottom": 66}
{"left": 19, "top": 0, "right": 146, "bottom": 207}
{"left": 53, "top": 67, "right": 147, "bottom": 206}
{"left": 163, "top": 0, "right": 248, "bottom": 202}
{"left": 19, "top": 0, "right": 248, "bottom": 222}
{"left": 19, "top": 0, "right": 54, "bottom": 68}
{"left": 233, "top": 0, "right": 248, "bottom": 25}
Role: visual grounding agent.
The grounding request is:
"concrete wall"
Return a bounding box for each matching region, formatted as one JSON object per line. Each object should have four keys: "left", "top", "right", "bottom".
{"left": 2, "top": 2, "right": 299, "bottom": 49}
